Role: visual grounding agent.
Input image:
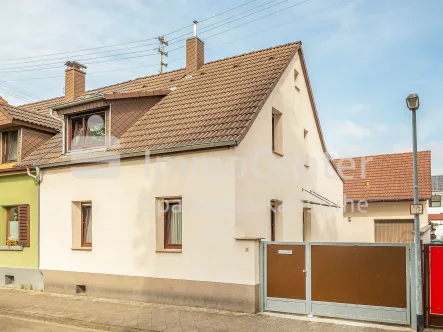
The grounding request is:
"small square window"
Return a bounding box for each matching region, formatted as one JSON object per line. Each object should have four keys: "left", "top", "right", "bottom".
{"left": 68, "top": 111, "right": 105, "bottom": 151}
{"left": 431, "top": 195, "right": 441, "bottom": 207}
{"left": 294, "top": 69, "right": 300, "bottom": 91}
{"left": 304, "top": 129, "right": 309, "bottom": 167}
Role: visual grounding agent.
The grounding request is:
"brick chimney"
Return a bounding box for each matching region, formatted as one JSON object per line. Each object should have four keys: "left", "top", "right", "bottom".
{"left": 186, "top": 21, "right": 204, "bottom": 75}
{"left": 64, "top": 61, "right": 87, "bottom": 102}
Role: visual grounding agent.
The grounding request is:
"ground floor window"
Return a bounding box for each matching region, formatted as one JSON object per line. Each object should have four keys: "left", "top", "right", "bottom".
{"left": 81, "top": 203, "right": 92, "bottom": 247}
{"left": 3, "top": 205, "right": 30, "bottom": 246}
{"left": 164, "top": 199, "right": 182, "bottom": 249}
{"left": 6, "top": 206, "right": 18, "bottom": 240}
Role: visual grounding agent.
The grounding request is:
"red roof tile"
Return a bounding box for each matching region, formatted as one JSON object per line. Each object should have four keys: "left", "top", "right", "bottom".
{"left": 333, "top": 151, "right": 432, "bottom": 202}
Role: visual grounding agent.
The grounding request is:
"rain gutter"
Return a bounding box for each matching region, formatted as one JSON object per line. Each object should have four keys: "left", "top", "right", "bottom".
{"left": 36, "top": 140, "right": 238, "bottom": 169}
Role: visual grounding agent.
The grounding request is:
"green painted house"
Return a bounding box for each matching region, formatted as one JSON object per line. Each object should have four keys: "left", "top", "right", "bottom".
{"left": 0, "top": 99, "right": 58, "bottom": 289}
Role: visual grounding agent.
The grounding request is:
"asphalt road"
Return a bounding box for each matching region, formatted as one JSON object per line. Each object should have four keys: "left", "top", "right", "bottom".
{"left": 0, "top": 314, "right": 105, "bottom": 332}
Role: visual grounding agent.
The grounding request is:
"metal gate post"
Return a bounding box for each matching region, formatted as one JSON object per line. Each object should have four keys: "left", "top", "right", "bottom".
{"left": 306, "top": 243, "right": 312, "bottom": 316}
{"left": 258, "top": 241, "right": 265, "bottom": 312}
{"left": 411, "top": 245, "right": 417, "bottom": 330}
{"left": 259, "top": 241, "right": 265, "bottom": 312}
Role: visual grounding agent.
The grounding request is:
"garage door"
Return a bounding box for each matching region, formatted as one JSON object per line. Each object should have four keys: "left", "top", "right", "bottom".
{"left": 375, "top": 220, "right": 414, "bottom": 243}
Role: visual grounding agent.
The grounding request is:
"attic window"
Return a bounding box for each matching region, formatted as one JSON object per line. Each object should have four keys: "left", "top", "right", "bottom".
{"left": 68, "top": 111, "right": 106, "bottom": 151}
{"left": 2, "top": 130, "right": 18, "bottom": 163}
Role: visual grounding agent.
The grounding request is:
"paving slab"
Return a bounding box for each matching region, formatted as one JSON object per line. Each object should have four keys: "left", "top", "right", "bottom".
{"left": 0, "top": 288, "right": 420, "bottom": 332}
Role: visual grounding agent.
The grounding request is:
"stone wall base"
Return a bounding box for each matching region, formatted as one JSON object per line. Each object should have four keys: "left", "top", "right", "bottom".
{"left": 42, "top": 270, "right": 259, "bottom": 313}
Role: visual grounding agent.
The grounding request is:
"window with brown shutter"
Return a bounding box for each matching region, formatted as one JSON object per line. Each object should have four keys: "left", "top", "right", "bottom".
{"left": 18, "top": 205, "right": 30, "bottom": 247}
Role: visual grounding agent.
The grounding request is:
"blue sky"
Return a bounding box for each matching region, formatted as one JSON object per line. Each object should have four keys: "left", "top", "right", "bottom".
{"left": 1, "top": 0, "right": 442, "bottom": 173}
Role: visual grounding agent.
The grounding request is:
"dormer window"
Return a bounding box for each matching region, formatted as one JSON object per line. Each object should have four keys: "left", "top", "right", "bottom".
{"left": 69, "top": 111, "right": 106, "bottom": 150}
{"left": 2, "top": 130, "right": 18, "bottom": 163}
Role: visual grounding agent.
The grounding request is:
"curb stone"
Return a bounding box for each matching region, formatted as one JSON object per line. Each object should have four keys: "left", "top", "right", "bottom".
{"left": 0, "top": 309, "right": 150, "bottom": 332}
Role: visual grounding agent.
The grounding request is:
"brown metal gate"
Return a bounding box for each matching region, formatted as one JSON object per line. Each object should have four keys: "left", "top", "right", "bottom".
{"left": 265, "top": 244, "right": 307, "bottom": 314}
{"left": 424, "top": 244, "right": 443, "bottom": 328}
{"left": 261, "top": 242, "right": 411, "bottom": 325}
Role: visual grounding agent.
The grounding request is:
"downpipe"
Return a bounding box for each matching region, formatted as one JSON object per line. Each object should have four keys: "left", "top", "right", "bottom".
{"left": 26, "top": 167, "right": 42, "bottom": 185}
{"left": 26, "top": 166, "right": 44, "bottom": 289}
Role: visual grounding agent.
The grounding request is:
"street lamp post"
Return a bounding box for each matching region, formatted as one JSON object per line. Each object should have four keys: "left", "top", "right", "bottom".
{"left": 406, "top": 93, "right": 423, "bottom": 332}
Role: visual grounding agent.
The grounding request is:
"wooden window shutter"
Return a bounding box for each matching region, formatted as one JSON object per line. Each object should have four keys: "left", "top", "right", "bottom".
{"left": 18, "top": 205, "right": 30, "bottom": 247}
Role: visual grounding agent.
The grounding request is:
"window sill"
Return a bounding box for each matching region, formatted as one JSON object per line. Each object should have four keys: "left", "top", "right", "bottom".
{"left": 234, "top": 237, "right": 265, "bottom": 241}
{"left": 0, "top": 246, "right": 23, "bottom": 251}
{"left": 71, "top": 247, "right": 92, "bottom": 251}
{"left": 65, "top": 146, "right": 106, "bottom": 156}
{"left": 272, "top": 151, "right": 284, "bottom": 157}
{"left": 155, "top": 249, "right": 182, "bottom": 253}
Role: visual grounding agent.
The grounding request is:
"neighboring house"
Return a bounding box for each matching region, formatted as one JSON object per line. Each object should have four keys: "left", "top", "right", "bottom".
{"left": 428, "top": 175, "right": 443, "bottom": 240}
{"left": 429, "top": 175, "right": 443, "bottom": 213}
{"left": 0, "top": 98, "right": 58, "bottom": 290}
{"left": 333, "top": 151, "right": 432, "bottom": 243}
{"left": 16, "top": 38, "right": 343, "bottom": 312}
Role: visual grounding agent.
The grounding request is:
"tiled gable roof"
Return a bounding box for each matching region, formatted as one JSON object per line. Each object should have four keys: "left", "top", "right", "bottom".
{"left": 20, "top": 69, "right": 186, "bottom": 115}
{"left": 333, "top": 151, "right": 432, "bottom": 202}
{"left": 111, "top": 42, "right": 300, "bottom": 153}
{"left": 17, "top": 42, "right": 303, "bottom": 167}
{"left": 0, "top": 102, "right": 60, "bottom": 131}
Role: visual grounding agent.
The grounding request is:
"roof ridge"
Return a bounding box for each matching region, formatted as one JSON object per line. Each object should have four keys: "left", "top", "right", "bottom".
{"left": 203, "top": 41, "right": 301, "bottom": 67}
{"left": 333, "top": 150, "right": 431, "bottom": 161}
{"left": 18, "top": 41, "right": 301, "bottom": 109}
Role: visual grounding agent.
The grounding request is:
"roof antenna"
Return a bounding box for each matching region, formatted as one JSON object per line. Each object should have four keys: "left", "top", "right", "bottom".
{"left": 193, "top": 20, "right": 198, "bottom": 37}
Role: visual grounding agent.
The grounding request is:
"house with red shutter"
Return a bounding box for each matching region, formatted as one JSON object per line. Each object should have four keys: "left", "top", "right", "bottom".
{"left": 0, "top": 98, "right": 59, "bottom": 290}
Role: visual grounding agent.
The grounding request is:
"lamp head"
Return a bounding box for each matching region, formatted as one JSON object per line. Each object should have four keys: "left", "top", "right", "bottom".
{"left": 406, "top": 93, "right": 420, "bottom": 111}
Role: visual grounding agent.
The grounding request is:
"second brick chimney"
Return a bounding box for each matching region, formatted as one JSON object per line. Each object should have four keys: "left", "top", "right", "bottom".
{"left": 186, "top": 21, "right": 204, "bottom": 75}
{"left": 65, "top": 61, "right": 87, "bottom": 102}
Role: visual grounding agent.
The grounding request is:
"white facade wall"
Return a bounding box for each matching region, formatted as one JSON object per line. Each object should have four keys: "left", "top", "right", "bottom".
{"left": 234, "top": 52, "right": 343, "bottom": 250}
{"left": 39, "top": 151, "right": 261, "bottom": 285}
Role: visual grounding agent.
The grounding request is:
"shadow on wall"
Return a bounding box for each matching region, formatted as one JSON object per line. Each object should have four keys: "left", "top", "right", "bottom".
{"left": 311, "top": 208, "right": 340, "bottom": 241}
{"left": 132, "top": 188, "right": 152, "bottom": 274}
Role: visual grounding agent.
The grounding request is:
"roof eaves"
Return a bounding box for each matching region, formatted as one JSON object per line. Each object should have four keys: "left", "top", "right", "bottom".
{"left": 103, "top": 89, "right": 171, "bottom": 100}
{"left": 51, "top": 94, "right": 104, "bottom": 111}
{"left": 35, "top": 140, "right": 237, "bottom": 169}
{"left": 345, "top": 197, "right": 430, "bottom": 203}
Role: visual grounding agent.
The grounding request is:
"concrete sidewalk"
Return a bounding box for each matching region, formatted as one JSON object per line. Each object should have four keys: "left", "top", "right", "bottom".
{"left": 0, "top": 289, "right": 412, "bottom": 332}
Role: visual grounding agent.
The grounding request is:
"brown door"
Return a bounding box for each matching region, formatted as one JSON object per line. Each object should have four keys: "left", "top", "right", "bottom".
{"left": 375, "top": 219, "right": 414, "bottom": 243}
{"left": 266, "top": 244, "right": 306, "bottom": 300}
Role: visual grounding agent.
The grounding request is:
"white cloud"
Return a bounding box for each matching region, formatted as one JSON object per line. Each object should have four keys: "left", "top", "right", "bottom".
{"left": 375, "top": 123, "right": 388, "bottom": 133}
{"left": 339, "top": 120, "right": 371, "bottom": 139}
{"left": 348, "top": 103, "right": 369, "bottom": 114}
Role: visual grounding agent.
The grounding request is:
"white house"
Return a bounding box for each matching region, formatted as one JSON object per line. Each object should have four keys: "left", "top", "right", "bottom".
{"left": 17, "top": 37, "right": 343, "bottom": 312}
